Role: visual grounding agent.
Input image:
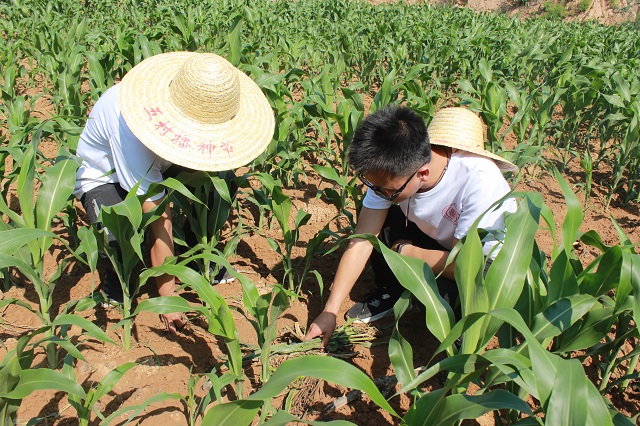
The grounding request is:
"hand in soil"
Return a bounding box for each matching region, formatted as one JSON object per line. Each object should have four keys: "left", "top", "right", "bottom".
{"left": 160, "top": 312, "right": 186, "bottom": 335}
{"left": 304, "top": 311, "right": 336, "bottom": 348}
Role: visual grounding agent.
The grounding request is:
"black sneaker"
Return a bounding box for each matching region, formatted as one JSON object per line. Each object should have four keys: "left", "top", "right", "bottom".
{"left": 101, "top": 268, "right": 124, "bottom": 308}
{"left": 345, "top": 287, "right": 406, "bottom": 323}
{"left": 212, "top": 266, "right": 235, "bottom": 285}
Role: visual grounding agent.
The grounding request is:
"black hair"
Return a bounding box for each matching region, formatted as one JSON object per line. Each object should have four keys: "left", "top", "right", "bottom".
{"left": 348, "top": 105, "right": 431, "bottom": 177}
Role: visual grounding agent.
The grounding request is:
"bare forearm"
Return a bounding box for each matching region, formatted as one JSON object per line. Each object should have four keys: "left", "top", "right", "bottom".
{"left": 323, "top": 239, "right": 374, "bottom": 314}
{"left": 143, "top": 200, "right": 176, "bottom": 296}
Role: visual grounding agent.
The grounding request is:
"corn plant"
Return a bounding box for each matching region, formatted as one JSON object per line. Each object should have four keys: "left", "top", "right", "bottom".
{"left": 352, "top": 172, "right": 640, "bottom": 424}
{"left": 0, "top": 308, "right": 115, "bottom": 425}
{"left": 0, "top": 130, "right": 91, "bottom": 367}
{"left": 170, "top": 170, "right": 237, "bottom": 283}
{"left": 90, "top": 178, "right": 200, "bottom": 350}
{"left": 200, "top": 355, "right": 398, "bottom": 425}
{"left": 249, "top": 173, "right": 314, "bottom": 294}
{"left": 135, "top": 256, "right": 245, "bottom": 397}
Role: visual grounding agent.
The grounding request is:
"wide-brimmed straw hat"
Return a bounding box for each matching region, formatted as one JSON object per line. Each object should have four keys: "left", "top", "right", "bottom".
{"left": 427, "top": 107, "right": 518, "bottom": 172}
{"left": 119, "top": 52, "right": 275, "bottom": 171}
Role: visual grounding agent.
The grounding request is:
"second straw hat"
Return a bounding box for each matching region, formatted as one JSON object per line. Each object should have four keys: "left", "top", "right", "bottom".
{"left": 119, "top": 51, "right": 275, "bottom": 172}
{"left": 427, "top": 107, "right": 517, "bottom": 172}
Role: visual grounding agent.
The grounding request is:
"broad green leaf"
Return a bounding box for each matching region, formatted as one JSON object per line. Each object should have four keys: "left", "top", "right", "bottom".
{"left": 455, "top": 225, "right": 488, "bottom": 354}
{"left": 434, "top": 390, "right": 532, "bottom": 425}
{"left": 262, "top": 411, "right": 355, "bottom": 426}
{"left": 204, "top": 356, "right": 398, "bottom": 425}
{"left": 92, "top": 362, "right": 137, "bottom": 402}
{"left": 0, "top": 229, "right": 56, "bottom": 255}
{"left": 52, "top": 314, "right": 116, "bottom": 345}
{"left": 134, "top": 295, "right": 205, "bottom": 317}
{"left": 389, "top": 292, "right": 415, "bottom": 387}
{"left": 579, "top": 246, "right": 622, "bottom": 296}
{"left": 202, "top": 399, "right": 262, "bottom": 426}
{"left": 35, "top": 149, "right": 80, "bottom": 232}
{"left": 16, "top": 145, "right": 35, "bottom": 229}
{"left": 366, "top": 236, "right": 454, "bottom": 346}
{"left": 530, "top": 294, "right": 596, "bottom": 342}
{"left": 483, "top": 193, "right": 541, "bottom": 343}
{"left": 403, "top": 388, "right": 447, "bottom": 426}
{"left": 556, "top": 305, "right": 615, "bottom": 352}
{"left": 103, "top": 392, "right": 182, "bottom": 425}
{"left": 555, "top": 170, "right": 583, "bottom": 253}
{"left": 3, "top": 368, "right": 86, "bottom": 399}
{"left": 548, "top": 250, "right": 579, "bottom": 302}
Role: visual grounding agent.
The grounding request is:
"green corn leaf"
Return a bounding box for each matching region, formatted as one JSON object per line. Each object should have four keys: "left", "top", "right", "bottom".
{"left": 432, "top": 390, "right": 532, "bottom": 425}
{"left": 35, "top": 148, "right": 80, "bottom": 232}
{"left": 389, "top": 292, "right": 415, "bottom": 387}
{"left": 0, "top": 229, "right": 56, "bottom": 255}
{"left": 398, "top": 352, "right": 491, "bottom": 396}
{"left": 579, "top": 246, "right": 622, "bottom": 297}
{"left": 228, "top": 14, "right": 243, "bottom": 66}
{"left": 77, "top": 226, "right": 99, "bottom": 272}
{"left": 16, "top": 145, "right": 35, "bottom": 229}
{"left": 262, "top": 410, "right": 356, "bottom": 425}
{"left": 530, "top": 294, "right": 596, "bottom": 342}
{"left": 555, "top": 305, "right": 615, "bottom": 352}
{"left": 483, "top": 193, "right": 541, "bottom": 342}
{"left": 548, "top": 250, "right": 579, "bottom": 302}
{"left": 2, "top": 368, "right": 86, "bottom": 399}
{"left": 134, "top": 295, "right": 206, "bottom": 317}
{"left": 311, "top": 165, "right": 346, "bottom": 186}
{"left": 91, "top": 362, "right": 137, "bottom": 403}
{"left": 52, "top": 314, "right": 116, "bottom": 345}
{"left": 357, "top": 235, "right": 454, "bottom": 347}
{"left": 403, "top": 388, "right": 447, "bottom": 425}
{"left": 555, "top": 170, "right": 583, "bottom": 253}
{"left": 102, "top": 392, "right": 182, "bottom": 425}
{"left": 455, "top": 226, "right": 488, "bottom": 354}
{"left": 203, "top": 355, "right": 398, "bottom": 425}
{"left": 202, "top": 399, "right": 262, "bottom": 426}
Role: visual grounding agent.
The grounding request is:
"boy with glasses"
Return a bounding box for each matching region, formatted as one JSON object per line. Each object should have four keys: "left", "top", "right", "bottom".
{"left": 305, "top": 105, "right": 517, "bottom": 346}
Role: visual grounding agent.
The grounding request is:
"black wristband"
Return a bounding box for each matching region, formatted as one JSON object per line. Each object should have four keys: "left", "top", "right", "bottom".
{"left": 396, "top": 243, "right": 407, "bottom": 254}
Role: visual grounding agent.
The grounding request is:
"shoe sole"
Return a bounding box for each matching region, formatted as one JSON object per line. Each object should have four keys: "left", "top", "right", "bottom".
{"left": 349, "top": 309, "right": 394, "bottom": 323}
{"left": 347, "top": 300, "right": 413, "bottom": 323}
{"left": 212, "top": 276, "right": 235, "bottom": 285}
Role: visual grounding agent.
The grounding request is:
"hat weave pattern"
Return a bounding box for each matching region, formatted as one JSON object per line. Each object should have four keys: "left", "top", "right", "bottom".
{"left": 120, "top": 52, "right": 275, "bottom": 172}
{"left": 427, "top": 107, "right": 517, "bottom": 172}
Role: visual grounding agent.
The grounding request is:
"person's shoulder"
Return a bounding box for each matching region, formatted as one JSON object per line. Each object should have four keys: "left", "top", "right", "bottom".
{"left": 89, "top": 84, "right": 121, "bottom": 116}
{"left": 451, "top": 151, "right": 503, "bottom": 175}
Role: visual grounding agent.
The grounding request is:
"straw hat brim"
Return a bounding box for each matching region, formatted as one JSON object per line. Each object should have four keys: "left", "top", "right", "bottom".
{"left": 429, "top": 138, "right": 518, "bottom": 172}
{"left": 427, "top": 107, "right": 518, "bottom": 172}
{"left": 119, "top": 52, "right": 275, "bottom": 172}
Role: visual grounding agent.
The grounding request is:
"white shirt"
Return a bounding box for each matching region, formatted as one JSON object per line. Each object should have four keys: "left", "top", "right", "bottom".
{"left": 74, "top": 84, "right": 171, "bottom": 201}
{"left": 362, "top": 150, "right": 516, "bottom": 259}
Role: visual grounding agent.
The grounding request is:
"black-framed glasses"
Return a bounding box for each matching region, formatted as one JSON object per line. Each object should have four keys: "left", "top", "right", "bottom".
{"left": 357, "top": 164, "right": 424, "bottom": 201}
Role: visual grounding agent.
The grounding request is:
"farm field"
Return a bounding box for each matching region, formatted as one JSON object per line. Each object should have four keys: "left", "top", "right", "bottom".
{"left": 2, "top": 0, "right": 640, "bottom": 425}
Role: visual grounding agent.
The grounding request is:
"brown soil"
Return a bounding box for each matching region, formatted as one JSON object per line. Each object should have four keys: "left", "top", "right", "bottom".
{"left": 374, "top": 0, "right": 640, "bottom": 26}
{"left": 2, "top": 136, "right": 639, "bottom": 424}
{"left": 2, "top": 3, "right": 640, "bottom": 425}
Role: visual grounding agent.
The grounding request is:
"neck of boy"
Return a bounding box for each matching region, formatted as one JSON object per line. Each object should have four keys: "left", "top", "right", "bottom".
{"left": 420, "top": 146, "right": 450, "bottom": 192}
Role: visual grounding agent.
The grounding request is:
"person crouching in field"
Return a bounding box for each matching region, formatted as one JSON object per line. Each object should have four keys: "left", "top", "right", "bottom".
{"left": 305, "top": 106, "right": 517, "bottom": 346}
{"left": 73, "top": 52, "right": 274, "bottom": 334}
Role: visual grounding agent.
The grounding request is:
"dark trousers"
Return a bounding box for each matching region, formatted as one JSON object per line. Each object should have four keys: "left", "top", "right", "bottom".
{"left": 371, "top": 205, "right": 461, "bottom": 315}
{"left": 81, "top": 183, "right": 131, "bottom": 299}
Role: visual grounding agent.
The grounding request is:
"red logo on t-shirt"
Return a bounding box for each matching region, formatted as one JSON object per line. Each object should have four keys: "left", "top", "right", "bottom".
{"left": 443, "top": 203, "right": 459, "bottom": 225}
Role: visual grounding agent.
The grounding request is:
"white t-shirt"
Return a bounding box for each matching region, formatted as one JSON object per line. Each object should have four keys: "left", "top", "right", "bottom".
{"left": 73, "top": 84, "right": 171, "bottom": 201}
{"left": 362, "top": 150, "right": 516, "bottom": 259}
